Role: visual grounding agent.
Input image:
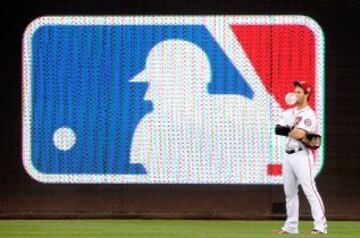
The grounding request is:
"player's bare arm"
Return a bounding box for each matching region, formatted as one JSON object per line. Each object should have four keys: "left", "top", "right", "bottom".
{"left": 288, "top": 128, "right": 306, "bottom": 139}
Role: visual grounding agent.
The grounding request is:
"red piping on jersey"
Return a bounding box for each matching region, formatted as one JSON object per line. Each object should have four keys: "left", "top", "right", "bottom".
{"left": 306, "top": 149, "right": 327, "bottom": 223}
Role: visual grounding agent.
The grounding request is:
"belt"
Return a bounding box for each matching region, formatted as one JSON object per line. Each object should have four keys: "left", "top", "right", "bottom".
{"left": 286, "top": 147, "right": 303, "bottom": 154}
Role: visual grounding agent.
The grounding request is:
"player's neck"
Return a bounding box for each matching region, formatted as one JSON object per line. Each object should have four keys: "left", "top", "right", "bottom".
{"left": 296, "top": 102, "right": 308, "bottom": 110}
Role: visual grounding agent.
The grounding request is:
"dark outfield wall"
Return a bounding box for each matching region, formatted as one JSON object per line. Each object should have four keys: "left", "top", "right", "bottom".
{"left": 1, "top": 0, "right": 359, "bottom": 219}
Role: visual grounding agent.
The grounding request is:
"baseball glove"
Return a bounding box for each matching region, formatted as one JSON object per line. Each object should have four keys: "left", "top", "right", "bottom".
{"left": 301, "top": 133, "right": 321, "bottom": 150}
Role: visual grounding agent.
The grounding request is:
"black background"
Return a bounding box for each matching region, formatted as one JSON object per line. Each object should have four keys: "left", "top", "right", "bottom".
{"left": 1, "top": 0, "right": 359, "bottom": 219}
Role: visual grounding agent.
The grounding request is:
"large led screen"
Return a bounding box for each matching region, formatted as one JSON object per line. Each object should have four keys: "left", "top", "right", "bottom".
{"left": 22, "top": 16, "right": 324, "bottom": 184}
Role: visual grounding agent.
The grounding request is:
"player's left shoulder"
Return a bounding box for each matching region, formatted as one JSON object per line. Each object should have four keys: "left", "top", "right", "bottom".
{"left": 302, "top": 106, "right": 317, "bottom": 126}
{"left": 306, "top": 106, "right": 317, "bottom": 118}
{"left": 301, "top": 106, "right": 315, "bottom": 116}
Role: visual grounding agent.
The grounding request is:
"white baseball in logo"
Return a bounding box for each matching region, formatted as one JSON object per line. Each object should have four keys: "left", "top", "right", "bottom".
{"left": 53, "top": 127, "right": 77, "bottom": 151}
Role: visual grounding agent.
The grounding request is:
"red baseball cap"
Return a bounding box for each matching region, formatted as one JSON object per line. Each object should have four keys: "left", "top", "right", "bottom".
{"left": 294, "top": 81, "right": 312, "bottom": 94}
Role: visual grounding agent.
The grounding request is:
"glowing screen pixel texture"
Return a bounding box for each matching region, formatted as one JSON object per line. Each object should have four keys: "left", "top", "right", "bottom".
{"left": 22, "top": 16, "right": 324, "bottom": 184}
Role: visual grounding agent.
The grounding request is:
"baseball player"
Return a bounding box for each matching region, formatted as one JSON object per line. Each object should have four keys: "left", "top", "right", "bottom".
{"left": 273, "top": 81, "right": 327, "bottom": 235}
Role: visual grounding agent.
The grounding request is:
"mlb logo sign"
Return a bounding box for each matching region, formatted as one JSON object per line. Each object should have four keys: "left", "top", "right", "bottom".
{"left": 22, "top": 16, "right": 324, "bottom": 184}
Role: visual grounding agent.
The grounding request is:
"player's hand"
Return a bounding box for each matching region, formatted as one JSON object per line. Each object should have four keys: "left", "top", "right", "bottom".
{"left": 301, "top": 133, "right": 321, "bottom": 150}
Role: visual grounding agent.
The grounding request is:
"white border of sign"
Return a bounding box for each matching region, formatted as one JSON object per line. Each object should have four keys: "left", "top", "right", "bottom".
{"left": 22, "top": 16, "right": 324, "bottom": 184}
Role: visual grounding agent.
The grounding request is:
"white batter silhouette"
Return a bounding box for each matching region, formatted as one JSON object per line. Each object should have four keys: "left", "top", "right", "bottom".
{"left": 130, "top": 40, "right": 282, "bottom": 183}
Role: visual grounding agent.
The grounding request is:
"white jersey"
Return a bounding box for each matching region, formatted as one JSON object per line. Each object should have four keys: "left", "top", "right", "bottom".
{"left": 279, "top": 105, "right": 327, "bottom": 234}
{"left": 279, "top": 106, "right": 317, "bottom": 151}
